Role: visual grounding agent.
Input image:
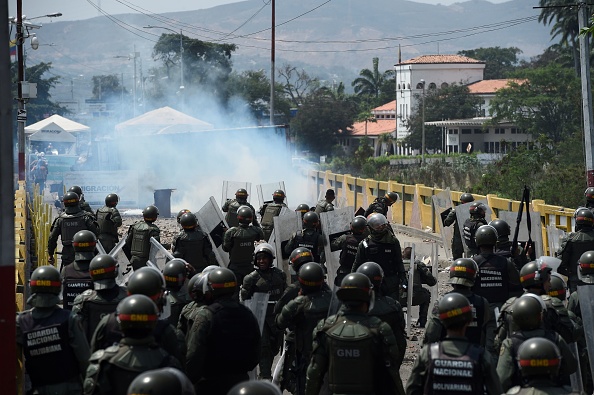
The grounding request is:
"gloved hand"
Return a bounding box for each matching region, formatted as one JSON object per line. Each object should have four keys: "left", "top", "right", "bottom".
{"left": 401, "top": 277, "right": 409, "bottom": 290}
{"left": 47, "top": 255, "right": 55, "bottom": 265}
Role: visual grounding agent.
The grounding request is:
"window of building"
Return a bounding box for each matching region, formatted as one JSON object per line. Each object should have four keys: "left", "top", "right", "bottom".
{"left": 494, "top": 128, "right": 505, "bottom": 134}
{"left": 473, "top": 129, "right": 482, "bottom": 134}
{"left": 511, "top": 128, "right": 517, "bottom": 134}
{"left": 495, "top": 142, "right": 500, "bottom": 153}
{"left": 484, "top": 142, "right": 489, "bottom": 152}
{"left": 448, "top": 129, "right": 458, "bottom": 135}
{"left": 407, "top": 83, "right": 411, "bottom": 89}
{"left": 461, "top": 129, "right": 471, "bottom": 134}
{"left": 416, "top": 82, "right": 424, "bottom": 90}
{"left": 397, "top": 83, "right": 401, "bottom": 90}
{"left": 429, "top": 82, "right": 437, "bottom": 90}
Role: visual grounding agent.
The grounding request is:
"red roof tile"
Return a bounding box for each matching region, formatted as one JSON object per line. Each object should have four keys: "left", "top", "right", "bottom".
{"left": 398, "top": 54, "right": 483, "bottom": 65}
{"left": 348, "top": 119, "right": 397, "bottom": 136}
{"left": 373, "top": 100, "right": 396, "bottom": 112}
{"left": 467, "top": 79, "right": 525, "bottom": 94}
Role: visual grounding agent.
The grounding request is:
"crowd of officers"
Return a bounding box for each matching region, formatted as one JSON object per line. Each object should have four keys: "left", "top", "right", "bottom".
{"left": 17, "top": 185, "right": 594, "bottom": 394}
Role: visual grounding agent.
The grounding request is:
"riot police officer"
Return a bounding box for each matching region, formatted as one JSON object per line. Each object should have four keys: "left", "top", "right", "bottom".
{"left": 401, "top": 246, "right": 437, "bottom": 328}
{"left": 61, "top": 230, "right": 96, "bottom": 310}
{"left": 185, "top": 267, "right": 261, "bottom": 394}
{"left": 222, "top": 205, "right": 264, "bottom": 286}
{"left": 314, "top": 188, "right": 335, "bottom": 214}
{"left": 124, "top": 205, "right": 162, "bottom": 270}
{"left": 177, "top": 265, "right": 219, "bottom": 340}
{"left": 163, "top": 258, "right": 192, "bottom": 327}
{"left": 276, "top": 262, "right": 332, "bottom": 395}
{"left": 84, "top": 294, "right": 182, "bottom": 394}
{"left": 72, "top": 254, "right": 128, "bottom": 341}
{"left": 284, "top": 211, "right": 325, "bottom": 263}
{"left": 69, "top": 185, "right": 95, "bottom": 216}
{"left": 585, "top": 187, "right": 594, "bottom": 213}
{"left": 557, "top": 208, "right": 594, "bottom": 292}
{"left": 364, "top": 191, "right": 399, "bottom": 217}
{"left": 490, "top": 218, "right": 529, "bottom": 271}
{"left": 17, "top": 266, "right": 91, "bottom": 394}
{"left": 48, "top": 191, "right": 99, "bottom": 268}
{"left": 330, "top": 215, "right": 368, "bottom": 286}
{"left": 406, "top": 292, "right": 502, "bottom": 395}
{"left": 241, "top": 243, "right": 287, "bottom": 379}
{"left": 443, "top": 192, "right": 474, "bottom": 259}
{"left": 172, "top": 212, "right": 216, "bottom": 272}
{"left": 222, "top": 188, "right": 259, "bottom": 228}
{"left": 305, "top": 273, "right": 405, "bottom": 395}
{"left": 96, "top": 193, "right": 122, "bottom": 253}
{"left": 127, "top": 368, "right": 196, "bottom": 395}
{"left": 295, "top": 203, "right": 310, "bottom": 219}
{"left": 176, "top": 208, "right": 192, "bottom": 226}
{"left": 462, "top": 201, "right": 488, "bottom": 256}
{"left": 259, "top": 189, "right": 288, "bottom": 241}
{"left": 353, "top": 213, "right": 406, "bottom": 301}
{"left": 356, "top": 261, "right": 407, "bottom": 368}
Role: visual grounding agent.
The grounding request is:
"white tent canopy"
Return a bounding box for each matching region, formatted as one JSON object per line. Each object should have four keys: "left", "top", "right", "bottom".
{"left": 28, "top": 129, "right": 76, "bottom": 142}
{"left": 25, "top": 114, "right": 90, "bottom": 134}
{"left": 115, "top": 106, "right": 214, "bottom": 136}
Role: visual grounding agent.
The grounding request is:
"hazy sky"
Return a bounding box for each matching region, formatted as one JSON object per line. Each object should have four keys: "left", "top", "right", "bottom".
{"left": 12, "top": 0, "right": 510, "bottom": 22}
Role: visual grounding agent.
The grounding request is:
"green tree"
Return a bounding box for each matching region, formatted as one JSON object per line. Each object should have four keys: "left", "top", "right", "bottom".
{"left": 352, "top": 57, "right": 395, "bottom": 104}
{"left": 538, "top": 0, "right": 580, "bottom": 72}
{"left": 458, "top": 47, "right": 522, "bottom": 79}
{"left": 489, "top": 64, "right": 581, "bottom": 143}
{"left": 277, "top": 64, "right": 320, "bottom": 107}
{"left": 91, "top": 75, "right": 126, "bottom": 101}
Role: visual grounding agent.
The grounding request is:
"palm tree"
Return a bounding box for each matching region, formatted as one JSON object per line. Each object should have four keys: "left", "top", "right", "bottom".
{"left": 537, "top": 0, "right": 581, "bottom": 73}
{"left": 352, "top": 57, "right": 392, "bottom": 98}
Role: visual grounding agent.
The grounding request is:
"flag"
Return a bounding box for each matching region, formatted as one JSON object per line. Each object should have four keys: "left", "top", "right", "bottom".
{"left": 9, "top": 39, "right": 16, "bottom": 60}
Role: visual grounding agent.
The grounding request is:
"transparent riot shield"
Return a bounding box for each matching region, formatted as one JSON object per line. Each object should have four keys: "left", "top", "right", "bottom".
{"left": 412, "top": 242, "right": 440, "bottom": 308}
{"left": 578, "top": 284, "right": 594, "bottom": 383}
{"left": 320, "top": 207, "right": 354, "bottom": 287}
{"left": 149, "top": 237, "right": 174, "bottom": 271}
{"left": 257, "top": 181, "right": 287, "bottom": 208}
{"left": 569, "top": 342, "right": 584, "bottom": 394}
{"left": 111, "top": 238, "right": 133, "bottom": 286}
{"left": 243, "top": 292, "right": 269, "bottom": 380}
{"left": 499, "top": 211, "right": 544, "bottom": 259}
{"left": 455, "top": 200, "right": 492, "bottom": 257}
{"left": 431, "top": 188, "right": 454, "bottom": 260}
{"left": 410, "top": 188, "right": 422, "bottom": 230}
{"left": 96, "top": 241, "right": 107, "bottom": 255}
{"left": 547, "top": 225, "right": 566, "bottom": 257}
{"left": 272, "top": 211, "right": 302, "bottom": 282}
{"left": 196, "top": 196, "right": 230, "bottom": 267}
{"left": 221, "top": 180, "right": 251, "bottom": 207}
{"left": 536, "top": 256, "right": 561, "bottom": 272}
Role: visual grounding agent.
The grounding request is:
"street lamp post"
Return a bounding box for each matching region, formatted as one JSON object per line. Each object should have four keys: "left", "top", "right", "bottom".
{"left": 114, "top": 51, "right": 139, "bottom": 117}
{"left": 420, "top": 79, "right": 426, "bottom": 165}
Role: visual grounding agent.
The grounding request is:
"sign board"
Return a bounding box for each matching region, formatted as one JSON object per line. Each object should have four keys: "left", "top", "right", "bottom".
{"left": 320, "top": 207, "right": 354, "bottom": 286}
{"left": 196, "top": 196, "right": 230, "bottom": 267}
{"left": 17, "top": 109, "right": 27, "bottom": 121}
{"left": 431, "top": 188, "right": 454, "bottom": 260}
{"left": 63, "top": 170, "right": 139, "bottom": 208}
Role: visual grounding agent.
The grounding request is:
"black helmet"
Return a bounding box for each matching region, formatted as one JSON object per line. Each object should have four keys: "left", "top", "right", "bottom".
{"left": 30, "top": 265, "right": 62, "bottom": 295}
{"left": 127, "top": 267, "right": 166, "bottom": 301}
{"left": 237, "top": 205, "right": 254, "bottom": 225}
{"left": 295, "top": 203, "right": 310, "bottom": 214}
{"left": 474, "top": 225, "right": 498, "bottom": 247}
{"left": 517, "top": 337, "right": 561, "bottom": 378}
{"left": 520, "top": 261, "right": 552, "bottom": 289}
{"left": 336, "top": 273, "right": 373, "bottom": 305}
{"left": 367, "top": 213, "right": 388, "bottom": 233}
{"left": 449, "top": 258, "right": 478, "bottom": 288}
{"left": 176, "top": 209, "right": 192, "bottom": 224}
{"left": 460, "top": 193, "right": 474, "bottom": 203}
{"left": 351, "top": 216, "right": 367, "bottom": 234}
{"left": 89, "top": 254, "right": 119, "bottom": 290}
{"left": 575, "top": 208, "right": 594, "bottom": 227}
{"left": 469, "top": 202, "right": 486, "bottom": 218}
{"left": 73, "top": 230, "right": 98, "bottom": 261}
{"left": 253, "top": 242, "right": 275, "bottom": 268}
{"left": 578, "top": 251, "right": 594, "bottom": 284}
{"left": 68, "top": 185, "right": 83, "bottom": 197}
{"left": 227, "top": 380, "right": 282, "bottom": 395}
{"left": 298, "top": 262, "right": 325, "bottom": 294}
{"left": 289, "top": 247, "right": 314, "bottom": 273}
{"left": 356, "top": 261, "right": 384, "bottom": 289}
{"left": 143, "top": 205, "right": 159, "bottom": 222}
{"left": 437, "top": 292, "right": 472, "bottom": 329}
{"left": 585, "top": 187, "right": 594, "bottom": 203}
{"left": 188, "top": 266, "right": 219, "bottom": 302}
{"left": 62, "top": 191, "right": 80, "bottom": 207}
{"left": 488, "top": 219, "right": 510, "bottom": 241}
{"left": 179, "top": 212, "right": 198, "bottom": 230}
{"left": 117, "top": 294, "right": 159, "bottom": 338}
{"left": 207, "top": 267, "right": 237, "bottom": 298}
{"left": 548, "top": 272, "right": 567, "bottom": 301}
{"left": 235, "top": 188, "right": 249, "bottom": 199}
{"left": 302, "top": 211, "right": 319, "bottom": 229}
{"left": 127, "top": 368, "right": 196, "bottom": 395}
{"left": 272, "top": 189, "right": 286, "bottom": 203}
{"left": 105, "top": 193, "right": 119, "bottom": 207}
{"left": 163, "top": 259, "right": 188, "bottom": 290}
{"left": 384, "top": 191, "right": 399, "bottom": 205}
{"left": 512, "top": 294, "right": 546, "bottom": 331}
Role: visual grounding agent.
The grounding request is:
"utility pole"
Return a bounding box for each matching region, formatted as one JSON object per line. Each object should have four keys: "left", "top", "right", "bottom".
{"left": 420, "top": 79, "right": 426, "bottom": 165}
{"left": 16, "top": 0, "right": 25, "bottom": 180}
{"left": 270, "top": 0, "right": 275, "bottom": 126}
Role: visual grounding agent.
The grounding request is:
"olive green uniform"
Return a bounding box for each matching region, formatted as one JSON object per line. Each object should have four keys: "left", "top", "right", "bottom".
{"left": 72, "top": 286, "right": 128, "bottom": 342}
{"left": 48, "top": 206, "right": 99, "bottom": 267}
{"left": 505, "top": 379, "right": 577, "bottom": 394}
{"left": 222, "top": 224, "right": 264, "bottom": 285}
{"left": 314, "top": 199, "right": 334, "bottom": 214}
{"left": 368, "top": 295, "right": 407, "bottom": 368}
{"left": 124, "top": 220, "right": 161, "bottom": 270}
{"left": 556, "top": 228, "right": 594, "bottom": 292}
{"left": 95, "top": 205, "right": 122, "bottom": 253}
{"left": 222, "top": 199, "right": 260, "bottom": 228}
{"left": 259, "top": 202, "right": 287, "bottom": 241}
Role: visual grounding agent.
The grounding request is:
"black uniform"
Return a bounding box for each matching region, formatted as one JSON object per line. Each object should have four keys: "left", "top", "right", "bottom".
{"left": 472, "top": 252, "right": 522, "bottom": 308}
{"left": 72, "top": 286, "right": 128, "bottom": 341}
{"left": 124, "top": 220, "right": 161, "bottom": 270}
{"left": 364, "top": 197, "right": 390, "bottom": 217}
{"left": 48, "top": 207, "right": 99, "bottom": 267}
{"left": 443, "top": 209, "right": 464, "bottom": 259}
{"left": 172, "top": 227, "right": 215, "bottom": 272}
{"left": 284, "top": 228, "right": 325, "bottom": 264}
{"left": 462, "top": 217, "right": 488, "bottom": 256}
{"left": 96, "top": 205, "right": 122, "bottom": 253}
{"left": 557, "top": 228, "right": 594, "bottom": 292}
{"left": 61, "top": 260, "right": 94, "bottom": 310}
{"left": 330, "top": 232, "right": 366, "bottom": 286}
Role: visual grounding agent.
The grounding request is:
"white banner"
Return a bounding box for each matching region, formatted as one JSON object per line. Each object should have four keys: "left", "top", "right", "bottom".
{"left": 63, "top": 170, "right": 139, "bottom": 208}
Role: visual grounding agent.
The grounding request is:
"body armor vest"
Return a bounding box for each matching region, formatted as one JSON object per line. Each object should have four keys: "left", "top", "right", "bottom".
{"left": 261, "top": 204, "right": 283, "bottom": 228}
{"left": 434, "top": 293, "right": 486, "bottom": 346}
{"left": 293, "top": 230, "right": 321, "bottom": 262}
{"left": 62, "top": 264, "right": 93, "bottom": 310}
{"left": 204, "top": 302, "right": 260, "bottom": 376}
{"left": 96, "top": 207, "right": 118, "bottom": 238}
{"left": 424, "top": 342, "right": 484, "bottom": 394}
{"left": 130, "top": 222, "right": 154, "bottom": 258}
{"left": 20, "top": 308, "right": 80, "bottom": 386}
{"left": 225, "top": 200, "right": 242, "bottom": 228}
{"left": 174, "top": 230, "right": 209, "bottom": 270}
{"left": 61, "top": 212, "right": 88, "bottom": 245}
{"left": 229, "top": 227, "right": 257, "bottom": 263}
{"left": 462, "top": 218, "right": 486, "bottom": 252}
{"left": 83, "top": 288, "right": 127, "bottom": 341}
{"left": 566, "top": 231, "right": 594, "bottom": 274}
{"left": 363, "top": 238, "right": 397, "bottom": 276}
{"left": 100, "top": 312, "right": 170, "bottom": 351}
{"left": 250, "top": 269, "right": 286, "bottom": 303}
{"left": 339, "top": 234, "right": 365, "bottom": 271}
{"left": 472, "top": 254, "right": 510, "bottom": 304}
{"left": 369, "top": 296, "right": 403, "bottom": 334}
{"left": 509, "top": 330, "right": 558, "bottom": 386}
{"left": 296, "top": 292, "right": 331, "bottom": 356}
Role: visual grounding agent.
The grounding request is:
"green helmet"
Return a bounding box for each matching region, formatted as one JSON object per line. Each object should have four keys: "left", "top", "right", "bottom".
{"left": 176, "top": 209, "right": 192, "bottom": 224}
{"left": 351, "top": 216, "right": 367, "bottom": 234}
{"left": 367, "top": 213, "right": 388, "bottom": 233}
{"left": 488, "top": 219, "right": 510, "bottom": 241}
{"left": 512, "top": 294, "right": 545, "bottom": 331}
{"left": 89, "top": 254, "right": 119, "bottom": 290}
{"left": 384, "top": 191, "right": 399, "bottom": 205}
{"left": 105, "top": 193, "right": 119, "bottom": 207}
{"left": 235, "top": 188, "right": 248, "bottom": 200}
{"left": 575, "top": 208, "right": 594, "bottom": 227}
{"left": 206, "top": 267, "right": 237, "bottom": 298}
{"left": 460, "top": 193, "right": 474, "bottom": 203}
{"left": 117, "top": 294, "right": 159, "bottom": 338}
{"left": 30, "top": 265, "right": 62, "bottom": 295}
{"left": 336, "top": 273, "right": 373, "bottom": 305}
{"left": 548, "top": 272, "right": 567, "bottom": 301}
{"left": 126, "top": 368, "right": 196, "bottom": 395}
{"left": 73, "top": 230, "right": 98, "bottom": 261}
{"left": 227, "top": 380, "right": 282, "bottom": 395}
{"left": 127, "top": 267, "right": 166, "bottom": 302}
{"left": 449, "top": 258, "right": 478, "bottom": 287}
{"left": 585, "top": 187, "right": 594, "bottom": 203}
{"left": 356, "top": 261, "right": 384, "bottom": 289}
{"left": 517, "top": 337, "right": 561, "bottom": 378}
{"left": 437, "top": 292, "right": 472, "bottom": 329}
{"left": 272, "top": 189, "right": 286, "bottom": 203}
{"left": 302, "top": 211, "right": 319, "bottom": 229}
{"left": 520, "top": 261, "right": 552, "bottom": 289}
{"left": 237, "top": 205, "right": 254, "bottom": 225}
{"left": 163, "top": 259, "right": 188, "bottom": 290}
{"left": 474, "top": 225, "right": 498, "bottom": 247}
{"left": 579, "top": 250, "right": 594, "bottom": 284}
{"left": 179, "top": 212, "right": 198, "bottom": 230}
{"left": 253, "top": 242, "right": 275, "bottom": 268}
{"left": 62, "top": 191, "right": 80, "bottom": 207}
{"left": 469, "top": 202, "right": 486, "bottom": 218}
{"left": 295, "top": 204, "right": 310, "bottom": 214}
{"left": 143, "top": 205, "right": 159, "bottom": 222}
{"left": 298, "top": 262, "right": 325, "bottom": 294}
{"left": 188, "top": 266, "right": 219, "bottom": 302}
{"left": 289, "top": 247, "right": 314, "bottom": 272}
